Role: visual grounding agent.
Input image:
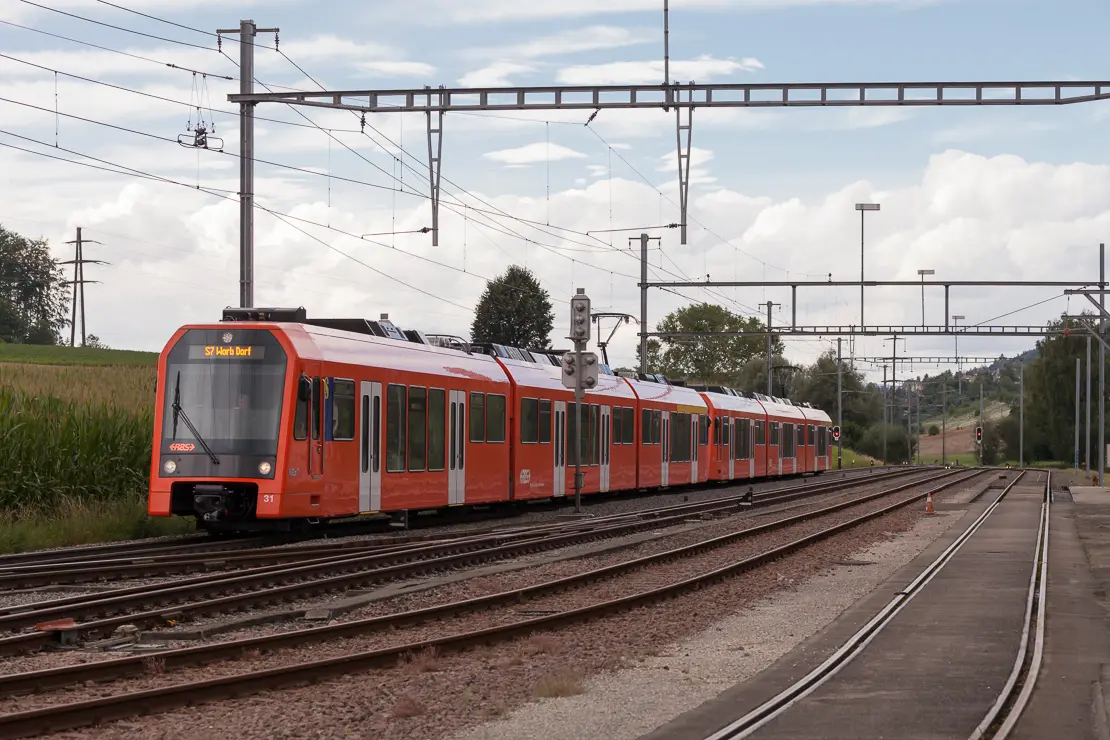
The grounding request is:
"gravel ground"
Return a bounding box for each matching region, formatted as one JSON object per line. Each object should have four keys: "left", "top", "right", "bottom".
{"left": 4, "top": 474, "right": 976, "bottom": 735}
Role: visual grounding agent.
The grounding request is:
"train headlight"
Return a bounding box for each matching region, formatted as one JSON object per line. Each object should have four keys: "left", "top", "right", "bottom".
{"left": 163, "top": 460, "right": 177, "bottom": 474}
{"left": 258, "top": 461, "right": 273, "bottom": 476}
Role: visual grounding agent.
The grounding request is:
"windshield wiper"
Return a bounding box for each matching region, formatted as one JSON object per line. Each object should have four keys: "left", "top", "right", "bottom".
{"left": 172, "top": 371, "right": 220, "bottom": 467}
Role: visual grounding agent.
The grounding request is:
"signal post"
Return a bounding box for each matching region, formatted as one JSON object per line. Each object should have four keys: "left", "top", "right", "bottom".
{"left": 561, "top": 288, "right": 599, "bottom": 514}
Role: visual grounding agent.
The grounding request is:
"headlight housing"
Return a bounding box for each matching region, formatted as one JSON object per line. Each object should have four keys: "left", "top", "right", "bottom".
{"left": 258, "top": 461, "right": 273, "bottom": 475}
{"left": 163, "top": 460, "right": 177, "bottom": 474}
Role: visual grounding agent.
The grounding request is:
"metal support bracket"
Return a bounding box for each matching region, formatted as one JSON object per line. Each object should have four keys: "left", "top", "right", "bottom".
{"left": 675, "top": 85, "right": 693, "bottom": 245}
{"left": 425, "top": 87, "right": 445, "bottom": 247}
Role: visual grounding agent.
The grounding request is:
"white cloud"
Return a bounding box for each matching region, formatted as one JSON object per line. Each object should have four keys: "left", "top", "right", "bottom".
{"left": 557, "top": 55, "right": 764, "bottom": 85}
{"left": 483, "top": 142, "right": 589, "bottom": 165}
{"left": 457, "top": 62, "right": 537, "bottom": 87}
{"left": 656, "top": 146, "right": 715, "bottom": 172}
{"left": 465, "top": 26, "right": 656, "bottom": 59}
{"left": 354, "top": 60, "right": 437, "bottom": 78}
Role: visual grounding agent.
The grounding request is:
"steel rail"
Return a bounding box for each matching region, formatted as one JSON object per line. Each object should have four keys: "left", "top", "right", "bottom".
{"left": 970, "top": 471, "right": 1051, "bottom": 740}
{"left": 0, "top": 468, "right": 945, "bottom": 657}
{"left": 701, "top": 469, "right": 1030, "bottom": 740}
{"left": 0, "top": 469, "right": 985, "bottom": 738}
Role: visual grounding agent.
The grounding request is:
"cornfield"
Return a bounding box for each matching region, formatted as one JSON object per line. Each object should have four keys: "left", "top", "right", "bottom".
{"left": 0, "top": 363, "right": 156, "bottom": 512}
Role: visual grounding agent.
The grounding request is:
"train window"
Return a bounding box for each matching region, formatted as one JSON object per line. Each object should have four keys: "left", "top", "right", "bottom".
{"left": 622, "top": 407, "right": 634, "bottom": 444}
{"left": 487, "top": 394, "right": 507, "bottom": 443}
{"left": 808, "top": 425, "right": 816, "bottom": 445}
{"left": 539, "top": 400, "right": 552, "bottom": 444}
{"left": 568, "top": 403, "right": 580, "bottom": 465}
{"left": 612, "top": 407, "right": 623, "bottom": 446}
{"left": 755, "top": 420, "right": 765, "bottom": 446}
{"left": 311, "top": 376, "right": 321, "bottom": 440}
{"left": 469, "top": 392, "right": 485, "bottom": 443}
{"left": 373, "top": 395, "right": 380, "bottom": 473}
{"left": 652, "top": 410, "right": 662, "bottom": 445}
{"left": 294, "top": 389, "right": 308, "bottom": 441}
{"left": 520, "top": 398, "right": 539, "bottom": 444}
{"left": 332, "top": 380, "right": 355, "bottom": 441}
{"left": 641, "top": 409, "right": 651, "bottom": 445}
{"left": 714, "top": 416, "right": 721, "bottom": 446}
{"left": 771, "top": 422, "right": 780, "bottom": 446}
{"left": 386, "top": 384, "right": 406, "bottom": 473}
{"left": 589, "top": 405, "right": 600, "bottom": 465}
{"left": 408, "top": 387, "right": 427, "bottom": 472}
{"left": 699, "top": 415, "right": 709, "bottom": 446}
{"left": 722, "top": 417, "right": 730, "bottom": 448}
{"left": 797, "top": 424, "right": 805, "bottom": 447}
{"left": 428, "top": 389, "right": 445, "bottom": 471}
{"left": 360, "top": 395, "right": 369, "bottom": 473}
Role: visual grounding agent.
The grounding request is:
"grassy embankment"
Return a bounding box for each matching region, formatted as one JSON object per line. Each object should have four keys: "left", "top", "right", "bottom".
{"left": 0, "top": 344, "right": 194, "bottom": 552}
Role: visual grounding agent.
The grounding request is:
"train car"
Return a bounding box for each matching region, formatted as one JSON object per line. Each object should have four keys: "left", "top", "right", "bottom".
{"left": 488, "top": 351, "right": 637, "bottom": 500}
{"left": 797, "top": 402, "right": 833, "bottom": 473}
{"left": 696, "top": 388, "right": 766, "bottom": 482}
{"left": 757, "top": 395, "right": 808, "bottom": 477}
{"left": 149, "top": 308, "right": 513, "bottom": 529}
{"left": 623, "top": 375, "right": 710, "bottom": 489}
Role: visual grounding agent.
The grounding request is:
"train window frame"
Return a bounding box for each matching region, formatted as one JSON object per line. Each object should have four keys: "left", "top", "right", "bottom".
{"left": 641, "top": 409, "right": 652, "bottom": 445}
{"left": 427, "top": 388, "right": 445, "bottom": 472}
{"left": 622, "top": 407, "right": 634, "bottom": 445}
{"left": 538, "top": 399, "right": 552, "bottom": 444}
{"left": 755, "top": 420, "right": 765, "bottom": 446}
{"left": 613, "top": 406, "right": 623, "bottom": 446}
{"left": 486, "top": 394, "right": 507, "bottom": 443}
{"left": 699, "top": 414, "right": 709, "bottom": 446}
{"left": 520, "top": 397, "right": 539, "bottom": 444}
{"left": 652, "top": 410, "right": 662, "bottom": 445}
{"left": 469, "top": 392, "right": 485, "bottom": 443}
{"left": 331, "top": 379, "right": 356, "bottom": 441}
{"left": 385, "top": 383, "right": 406, "bottom": 473}
{"left": 311, "top": 376, "right": 321, "bottom": 441}
{"left": 407, "top": 386, "right": 428, "bottom": 473}
{"left": 294, "top": 389, "right": 308, "bottom": 441}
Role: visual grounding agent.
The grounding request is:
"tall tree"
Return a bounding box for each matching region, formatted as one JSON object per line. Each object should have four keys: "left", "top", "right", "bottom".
{"left": 0, "top": 225, "right": 69, "bottom": 345}
{"left": 470, "top": 265, "right": 554, "bottom": 349}
{"left": 653, "top": 304, "right": 782, "bottom": 384}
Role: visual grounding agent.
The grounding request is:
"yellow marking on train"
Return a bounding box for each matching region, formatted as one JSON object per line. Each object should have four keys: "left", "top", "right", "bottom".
{"left": 675, "top": 404, "right": 706, "bottom": 414}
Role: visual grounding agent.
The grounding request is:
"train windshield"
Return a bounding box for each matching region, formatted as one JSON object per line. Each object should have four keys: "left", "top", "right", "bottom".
{"left": 160, "top": 328, "right": 288, "bottom": 456}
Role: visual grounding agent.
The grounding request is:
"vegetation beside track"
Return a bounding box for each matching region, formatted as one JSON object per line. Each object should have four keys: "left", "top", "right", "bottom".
{"left": 0, "top": 496, "right": 193, "bottom": 553}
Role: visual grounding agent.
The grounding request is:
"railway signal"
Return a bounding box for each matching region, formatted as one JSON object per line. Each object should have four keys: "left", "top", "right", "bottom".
{"left": 565, "top": 288, "right": 594, "bottom": 514}
{"left": 975, "top": 426, "right": 983, "bottom": 445}
{"left": 560, "top": 351, "right": 599, "bottom": 390}
{"left": 831, "top": 425, "right": 841, "bottom": 441}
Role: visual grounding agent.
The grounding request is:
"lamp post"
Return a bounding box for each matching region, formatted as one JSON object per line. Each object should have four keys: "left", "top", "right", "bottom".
{"left": 917, "top": 269, "right": 934, "bottom": 325}
{"left": 855, "top": 203, "right": 880, "bottom": 328}
{"left": 952, "top": 314, "right": 965, "bottom": 399}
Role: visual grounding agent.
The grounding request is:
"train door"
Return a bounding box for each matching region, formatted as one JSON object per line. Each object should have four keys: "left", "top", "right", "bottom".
{"left": 727, "top": 418, "right": 735, "bottom": 480}
{"left": 448, "top": 390, "right": 466, "bottom": 505}
{"left": 749, "top": 420, "right": 755, "bottom": 478}
{"left": 554, "top": 401, "right": 566, "bottom": 496}
{"left": 690, "top": 414, "right": 698, "bottom": 484}
{"left": 358, "top": 381, "right": 382, "bottom": 511}
{"left": 600, "top": 406, "right": 611, "bottom": 492}
{"left": 661, "top": 411, "right": 670, "bottom": 486}
{"left": 306, "top": 368, "right": 324, "bottom": 479}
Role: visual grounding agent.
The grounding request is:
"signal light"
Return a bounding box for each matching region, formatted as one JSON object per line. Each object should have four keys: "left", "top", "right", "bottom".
{"left": 975, "top": 426, "right": 983, "bottom": 444}
{"left": 569, "top": 290, "right": 591, "bottom": 343}
{"left": 831, "top": 425, "right": 841, "bottom": 441}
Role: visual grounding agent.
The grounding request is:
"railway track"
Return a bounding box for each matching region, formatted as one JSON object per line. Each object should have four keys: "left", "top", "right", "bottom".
{"left": 0, "top": 467, "right": 945, "bottom": 658}
{"left": 0, "top": 467, "right": 986, "bottom": 739}
{"left": 699, "top": 469, "right": 1049, "bottom": 740}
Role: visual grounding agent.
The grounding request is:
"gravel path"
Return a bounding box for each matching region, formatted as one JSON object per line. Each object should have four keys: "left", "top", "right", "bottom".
{"left": 11, "top": 475, "right": 975, "bottom": 737}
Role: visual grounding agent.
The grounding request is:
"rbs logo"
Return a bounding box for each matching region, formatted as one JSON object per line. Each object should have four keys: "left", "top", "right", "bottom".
{"left": 169, "top": 443, "right": 196, "bottom": 452}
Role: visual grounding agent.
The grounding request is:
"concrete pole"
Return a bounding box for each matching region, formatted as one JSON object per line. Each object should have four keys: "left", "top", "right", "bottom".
{"left": 836, "top": 337, "right": 843, "bottom": 470}
{"left": 942, "top": 379, "right": 947, "bottom": 465}
{"left": 1087, "top": 335, "right": 1092, "bottom": 472}
{"left": 1077, "top": 357, "right": 1082, "bottom": 471}
{"left": 238, "top": 20, "right": 255, "bottom": 308}
{"left": 766, "top": 301, "right": 773, "bottom": 396}
{"left": 639, "top": 233, "right": 648, "bottom": 375}
{"left": 882, "top": 365, "right": 888, "bottom": 463}
{"left": 860, "top": 209, "right": 865, "bottom": 328}
{"left": 979, "top": 382, "right": 984, "bottom": 466}
{"left": 1019, "top": 362, "right": 1024, "bottom": 469}
{"left": 1101, "top": 243, "right": 1106, "bottom": 485}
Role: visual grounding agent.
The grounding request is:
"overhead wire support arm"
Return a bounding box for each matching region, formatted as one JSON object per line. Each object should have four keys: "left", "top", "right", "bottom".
{"left": 675, "top": 84, "right": 693, "bottom": 244}
{"left": 425, "top": 86, "right": 446, "bottom": 247}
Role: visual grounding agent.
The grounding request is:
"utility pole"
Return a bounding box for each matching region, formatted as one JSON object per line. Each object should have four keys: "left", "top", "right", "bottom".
{"left": 1087, "top": 335, "right": 1092, "bottom": 473}
{"left": 836, "top": 337, "right": 843, "bottom": 470}
{"left": 1101, "top": 243, "right": 1106, "bottom": 485}
{"left": 219, "top": 19, "right": 279, "bottom": 309}
{"left": 61, "top": 227, "right": 106, "bottom": 347}
{"left": 1019, "top": 361, "right": 1025, "bottom": 469}
{"left": 1076, "top": 357, "right": 1082, "bottom": 471}
{"left": 979, "top": 382, "right": 984, "bottom": 467}
{"left": 882, "top": 364, "right": 888, "bottom": 463}
{"left": 636, "top": 233, "right": 661, "bottom": 375}
{"left": 855, "top": 202, "right": 879, "bottom": 328}
{"left": 942, "top": 379, "right": 947, "bottom": 465}
{"left": 764, "top": 300, "right": 780, "bottom": 395}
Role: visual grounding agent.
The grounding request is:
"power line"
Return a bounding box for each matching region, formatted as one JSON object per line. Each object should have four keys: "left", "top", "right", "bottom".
{"left": 16, "top": 0, "right": 217, "bottom": 51}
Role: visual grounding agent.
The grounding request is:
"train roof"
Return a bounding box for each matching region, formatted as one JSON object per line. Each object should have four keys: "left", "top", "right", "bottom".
{"left": 624, "top": 375, "right": 708, "bottom": 409}
{"left": 798, "top": 405, "right": 833, "bottom": 424}
{"left": 697, "top": 390, "right": 767, "bottom": 416}
{"left": 494, "top": 356, "right": 636, "bottom": 400}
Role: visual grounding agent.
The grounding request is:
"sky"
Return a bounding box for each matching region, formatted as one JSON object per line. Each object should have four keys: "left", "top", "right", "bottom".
{"left": 1, "top": 0, "right": 1109, "bottom": 384}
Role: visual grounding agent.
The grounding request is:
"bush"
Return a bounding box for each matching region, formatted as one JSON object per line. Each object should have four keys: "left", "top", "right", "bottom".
{"left": 928, "top": 424, "right": 940, "bottom": 436}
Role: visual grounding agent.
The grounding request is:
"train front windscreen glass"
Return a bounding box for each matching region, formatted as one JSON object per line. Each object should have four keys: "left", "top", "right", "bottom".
{"left": 160, "top": 329, "right": 288, "bottom": 457}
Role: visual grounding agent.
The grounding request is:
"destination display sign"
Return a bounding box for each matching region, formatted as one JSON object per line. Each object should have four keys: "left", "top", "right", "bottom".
{"left": 187, "top": 344, "right": 267, "bottom": 360}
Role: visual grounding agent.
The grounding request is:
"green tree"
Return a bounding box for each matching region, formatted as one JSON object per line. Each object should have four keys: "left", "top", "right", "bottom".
{"left": 470, "top": 265, "right": 554, "bottom": 349}
{"left": 0, "top": 225, "right": 69, "bottom": 344}
{"left": 928, "top": 424, "right": 940, "bottom": 436}
{"left": 635, "top": 338, "right": 663, "bottom": 375}
{"left": 653, "top": 304, "right": 782, "bottom": 385}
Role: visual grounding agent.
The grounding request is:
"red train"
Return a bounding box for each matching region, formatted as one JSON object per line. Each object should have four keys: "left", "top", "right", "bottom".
{"left": 148, "top": 307, "right": 834, "bottom": 531}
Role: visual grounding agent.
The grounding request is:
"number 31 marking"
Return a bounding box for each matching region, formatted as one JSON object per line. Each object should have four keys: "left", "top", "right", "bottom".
{"left": 262, "top": 494, "right": 275, "bottom": 504}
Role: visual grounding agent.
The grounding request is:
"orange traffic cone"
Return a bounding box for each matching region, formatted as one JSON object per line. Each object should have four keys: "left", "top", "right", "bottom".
{"left": 925, "top": 492, "right": 935, "bottom": 515}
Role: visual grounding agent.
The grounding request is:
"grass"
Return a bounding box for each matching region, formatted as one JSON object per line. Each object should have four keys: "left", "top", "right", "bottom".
{"left": 0, "top": 343, "right": 158, "bottom": 367}
{"left": 835, "top": 449, "right": 883, "bottom": 469}
{"left": 0, "top": 495, "right": 193, "bottom": 554}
